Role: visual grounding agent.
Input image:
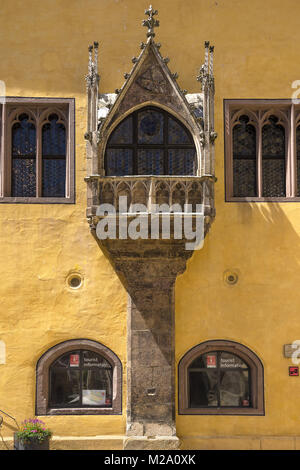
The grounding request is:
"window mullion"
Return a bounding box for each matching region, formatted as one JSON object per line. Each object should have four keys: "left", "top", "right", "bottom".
{"left": 0, "top": 104, "right": 6, "bottom": 197}
{"left": 36, "top": 121, "right": 42, "bottom": 197}
{"left": 257, "top": 121, "right": 262, "bottom": 198}
{"left": 290, "top": 104, "right": 296, "bottom": 197}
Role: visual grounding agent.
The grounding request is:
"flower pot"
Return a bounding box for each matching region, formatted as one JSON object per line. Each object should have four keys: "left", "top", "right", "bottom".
{"left": 14, "top": 433, "right": 50, "bottom": 450}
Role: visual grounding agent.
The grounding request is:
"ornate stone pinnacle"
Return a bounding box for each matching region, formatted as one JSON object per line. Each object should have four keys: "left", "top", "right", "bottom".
{"left": 171, "top": 72, "right": 179, "bottom": 79}
{"left": 142, "top": 5, "right": 159, "bottom": 38}
{"left": 85, "top": 42, "right": 100, "bottom": 90}
{"left": 124, "top": 73, "right": 130, "bottom": 79}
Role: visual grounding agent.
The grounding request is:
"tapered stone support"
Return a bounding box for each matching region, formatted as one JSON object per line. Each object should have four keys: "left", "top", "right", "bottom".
{"left": 96, "top": 236, "right": 193, "bottom": 443}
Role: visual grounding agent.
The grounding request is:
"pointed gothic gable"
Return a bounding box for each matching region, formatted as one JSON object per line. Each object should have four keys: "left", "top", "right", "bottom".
{"left": 100, "top": 40, "right": 199, "bottom": 139}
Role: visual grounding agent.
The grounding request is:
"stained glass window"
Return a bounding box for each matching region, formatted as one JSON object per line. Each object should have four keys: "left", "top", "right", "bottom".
{"left": 188, "top": 351, "right": 250, "bottom": 408}
{"left": 11, "top": 114, "right": 36, "bottom": 197}
{"left": 42, "top": 114, "right": 66, "bottom": 197}
{"left": 232, "top": 115, "right": 257, "bottom": 197}
{"left": 105, "top": 106, "right": 196, "bottom": 176}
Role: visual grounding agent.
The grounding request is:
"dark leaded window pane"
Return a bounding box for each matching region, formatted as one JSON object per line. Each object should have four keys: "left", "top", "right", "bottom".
{"left": 296, "top": 126, "right": 300, "bottom": 196}
{"left": 105, "top": 107, "right": 196, "bottom": 176}
{"left": 137, "top": 149, "right": 164, "bottom": 175}
{"left": 11, "top": 114, "right": 36, "bottom": 197}
{"left": 42, "top": 115, "right": 66, "bottom": 197}
{"left": 108, "top": 116, "right": 133, "bottom": 144}
{"left": 138, "top": 110, "right": 164, "bottom": 144}
{"left": 12, "top": 114, "right": 36, "bottom": 157}
{"left": 188, "top": 351, "right": 251, "bottom": 408}
{"left": 168, "top": 149, "right": 196, "bottom": 175}
{"left": 262, "top": 116, "right": 285, "bottom": 197}
{"left": 168, "top": 117, "right": 192, "bottom": 144}
{"left": 106, "top": 149, "right": 133, "bottom": 176}
{"left": 232, "top": 115, "right": 256, "bottom": 197}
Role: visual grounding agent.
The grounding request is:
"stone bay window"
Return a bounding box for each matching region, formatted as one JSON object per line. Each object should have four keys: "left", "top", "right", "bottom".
{"left": 84, "top": 6, "right": 216, "bottom": 448}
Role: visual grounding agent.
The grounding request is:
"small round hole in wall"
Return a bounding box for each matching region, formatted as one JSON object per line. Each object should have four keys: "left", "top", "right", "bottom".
{"left": 67, "top": 273, "right": 83, "bottom": 290}
{"left": 224, "top": 270, "right": 238, "bottom": 285}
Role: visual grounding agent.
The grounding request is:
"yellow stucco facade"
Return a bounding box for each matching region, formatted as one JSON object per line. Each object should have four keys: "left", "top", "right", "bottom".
{"left": 1, "top": 0, "right": 300, "bottom": 450}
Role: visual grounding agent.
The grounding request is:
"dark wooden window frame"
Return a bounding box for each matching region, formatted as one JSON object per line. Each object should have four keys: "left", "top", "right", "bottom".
{"left": 0, "top": 97, "right": 75, "bottom": 204}
{"left": 36, "top": 339, "right": 122, "bottom": 415}
{"left": 224, "top": 99, "right": 300, "bottom": 202}
{"left": 105, "top": 105, "right": 196, "bottom": 176}
{"left": 178, "top": 340, "right": 264, "bottom": 416}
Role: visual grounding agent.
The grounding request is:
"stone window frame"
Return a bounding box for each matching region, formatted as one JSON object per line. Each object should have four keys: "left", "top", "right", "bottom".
{"left": 178, "top": 340, "right": 264, "bottom": 416}
{"left": 0, "top": 97, "right": 75, "bottom": 203}
{"left": 36, "top": 339, "right": 122, "bottom": 415}
{"left": 224, "top": 99, "right": 300, "bottom": 202}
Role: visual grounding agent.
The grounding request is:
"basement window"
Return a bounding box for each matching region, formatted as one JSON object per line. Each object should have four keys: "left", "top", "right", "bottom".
{"left": 178, "top": 340, "right": 264, "bottom": 415}
{"left": 36, "top": 339, "right": 122, "bottom": 415}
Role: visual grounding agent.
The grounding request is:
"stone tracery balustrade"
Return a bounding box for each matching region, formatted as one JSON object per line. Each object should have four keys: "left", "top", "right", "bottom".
{"left": 85, "top": 175, "right": 216, "bottom": 232}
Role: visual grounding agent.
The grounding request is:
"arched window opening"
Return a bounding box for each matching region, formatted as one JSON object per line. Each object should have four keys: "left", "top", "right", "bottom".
{"left": 178, "top": 340, "right": 264, "bottom": 415}
{"left": 105, "top": 107, "right": 196, "bottom": 176}
{"left": 232, "top": 115, "right": 256, "bottom": 197}
{"left": 36, "top": 339, "right": 122, "bottom": 415}
{"left": 42, "top": 114, "right": 66, "bottom": 198}
{"left": 49, "top": 350, "right": 113, "bottom": 408}
{"left": 11, "top": 113, "right": 36, "bottom": 197}
{"left": 188, "top": 351, "right": 250, "bottom": 408}
{"left": 262, "top": 115, "right": 286, "bottom": 197}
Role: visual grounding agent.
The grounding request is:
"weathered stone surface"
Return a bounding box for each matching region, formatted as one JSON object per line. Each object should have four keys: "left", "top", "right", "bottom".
{"left": 96, "top": 235, "right": 194, "bottom": 436}
{"left": 124, "top": 436, "right": 181, "bottom": 450}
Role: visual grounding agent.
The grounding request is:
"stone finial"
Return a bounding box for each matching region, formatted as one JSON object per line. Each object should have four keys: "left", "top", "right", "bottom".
{"left": 85, "top": 42, "right": 100, "bottom": 90}
{"left": 209, "top": 45, "right": 214, "bottom": 76}
{"left": 197, "top": 41, "right": 215, "bottom": 89}
{"left": 142, "top": 5, "right": 159, "bottom": 38}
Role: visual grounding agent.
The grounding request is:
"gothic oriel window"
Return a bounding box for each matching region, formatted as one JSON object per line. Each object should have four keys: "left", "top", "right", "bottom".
{"left": 36, "top": 339, "right": 122, "bottom": 415}
{"left": 178, "top": 340, "right": 264, "bottom": 415}
{"left": 225, "top": 100, "right": 300, "bottom": 201}
{"left": 0, "top": 98, "right": 75, "bottom": 203}
{"left": 105, "top": 106, "right": 197, "bottom": 176}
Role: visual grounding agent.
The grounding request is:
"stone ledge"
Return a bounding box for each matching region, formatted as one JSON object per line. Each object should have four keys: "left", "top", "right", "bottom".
{"left": 50, "top": 435, "right": 124, "bottom": 450}
{"left": 2, "top": 435, "right": 300, "bottom": 451}
{"left": 180, "top": 436, "right": 300, "bottom": 450}
{"left": 124, "top": 436, "right": 181, "bottom": 450}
